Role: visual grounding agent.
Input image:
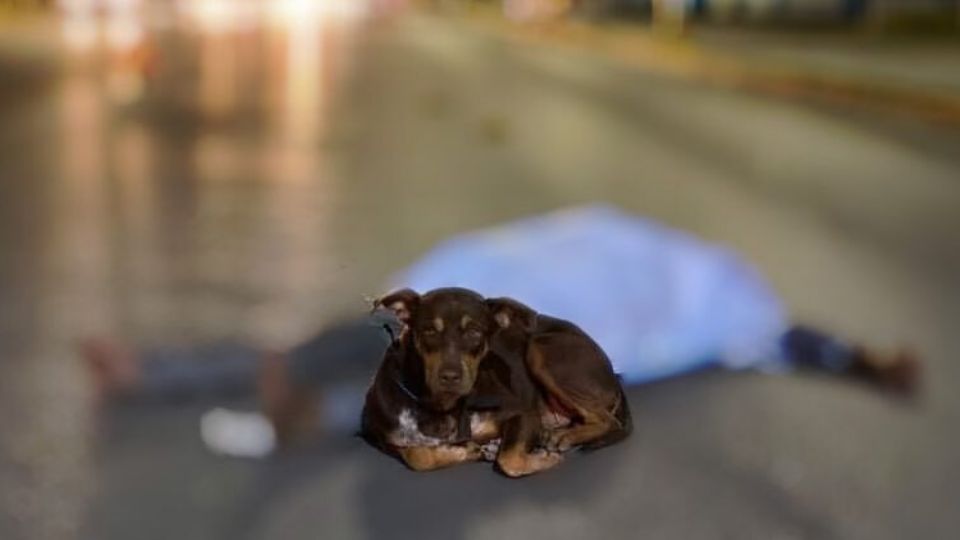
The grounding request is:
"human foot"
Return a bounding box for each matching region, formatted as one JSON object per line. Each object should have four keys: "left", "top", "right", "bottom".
{"left": 850, "top": 346, "right": 921, "bottom": 397}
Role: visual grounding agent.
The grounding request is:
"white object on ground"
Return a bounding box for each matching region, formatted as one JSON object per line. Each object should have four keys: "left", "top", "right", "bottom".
{"left": 200, "top": 407, "right": 276, "bottom": 459}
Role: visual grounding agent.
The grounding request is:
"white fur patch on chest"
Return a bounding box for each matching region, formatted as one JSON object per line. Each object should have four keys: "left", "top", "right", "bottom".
{"left": 389, "top": 409, "right": 445, "bottom": 448}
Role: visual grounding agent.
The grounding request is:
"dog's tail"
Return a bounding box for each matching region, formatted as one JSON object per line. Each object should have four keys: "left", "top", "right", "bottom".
{"left": 580, "top": 385, "right": 633, "bottom": 452}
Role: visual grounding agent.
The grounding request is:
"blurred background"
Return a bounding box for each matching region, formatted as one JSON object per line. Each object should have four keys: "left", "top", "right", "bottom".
{"left": 1, "top": 0, "right": 959, "bottom": 538}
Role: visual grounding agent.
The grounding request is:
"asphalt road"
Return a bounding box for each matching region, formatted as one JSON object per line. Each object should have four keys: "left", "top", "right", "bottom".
{"left": 1, "top": 8, "right": 959, "bottom": 540}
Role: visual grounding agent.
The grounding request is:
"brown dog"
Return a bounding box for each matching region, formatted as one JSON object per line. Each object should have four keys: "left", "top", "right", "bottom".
{"left": 361, "top": 287, "right": 631, "bottom": 477}
{"left": 486, "top": 297, "right": 632, "bottom": 458}
{"left": 361, "top": 288, "right": 509, "bottom": 471}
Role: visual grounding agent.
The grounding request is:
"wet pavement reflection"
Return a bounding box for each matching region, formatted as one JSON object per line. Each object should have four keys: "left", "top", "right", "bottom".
{"left": 50, "top": 0, "right": 369, "bottom": 342}
{"left": 2, "top": 3, "right": 367, "bottom": 538}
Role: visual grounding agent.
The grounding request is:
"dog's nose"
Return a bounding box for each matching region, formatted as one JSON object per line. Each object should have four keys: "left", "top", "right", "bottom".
{"left": 439, "top": 367, "right": 462, "bottom": 386}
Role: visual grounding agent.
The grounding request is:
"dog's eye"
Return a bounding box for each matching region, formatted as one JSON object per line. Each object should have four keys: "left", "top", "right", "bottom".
{"left": 422, "top": 328, "right": 438, "bottom": 337}
{"left": 465, "top": 328, "right": 483, "bottom": 340}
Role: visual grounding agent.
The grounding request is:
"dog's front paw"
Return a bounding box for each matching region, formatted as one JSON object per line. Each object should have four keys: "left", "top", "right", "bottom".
{"left": 461, "top": 441, "right": 484, "bottom": 461}
{"left": 497, "top": 448, "right": 564, "bottom": 477}
{"left": 542, "top": 430, "right": 574, "bottom": 453}
{"left": 479, "top": 439, "right": 501, "bottom": 461}
{"left": 530, "top": 448, "right": 564, "bottom": 462}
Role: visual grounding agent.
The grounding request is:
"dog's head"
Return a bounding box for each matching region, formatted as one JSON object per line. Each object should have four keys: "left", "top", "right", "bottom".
{"left": 377, "top": 287, "right": 499, "bottom": 411}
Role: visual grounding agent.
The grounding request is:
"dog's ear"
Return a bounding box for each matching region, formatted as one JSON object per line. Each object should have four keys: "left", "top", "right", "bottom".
{"left": 376, "top": 288, "right": 421, "bottom": 324}
{"left": 486, "top": 297, "right": 537, "bottom": 332}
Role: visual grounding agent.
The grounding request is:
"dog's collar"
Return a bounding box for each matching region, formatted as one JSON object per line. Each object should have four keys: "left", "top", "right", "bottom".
{"left": 394, "top": 378, "right": 420, "bottom": 402}
{"left": 384, "top": 322, "right": 419, "bottom": 402}
{"left": 393, "top": 375, "right": 421, "bottom": 403}
{"left": 382, "top": 323, "right": 399, "bottom": 345}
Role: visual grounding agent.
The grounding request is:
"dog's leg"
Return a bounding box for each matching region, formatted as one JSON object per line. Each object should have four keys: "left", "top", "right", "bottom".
{"left": 495, "top": 413, "right": 561, "bottom": 477}
{"left": 527, "top": 341, "right": 624, "bottom": 452}
{"left": 578, "top": 388, "right": 633, "bottom": 451}
{"left": 398, "top": 444, "right": 481, "bottom": 472}
{"left": 497, "top": 447, "right": 563, "bottom": 478}
{"left": 542, "top": 417, "right": 616, "bottom": 452}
